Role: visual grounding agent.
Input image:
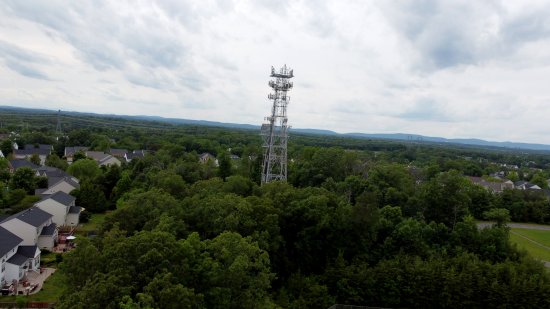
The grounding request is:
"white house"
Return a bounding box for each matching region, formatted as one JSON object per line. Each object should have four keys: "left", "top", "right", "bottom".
{"left": 0, "top": 227, "right": 23, "bottom": 286}
{"left": 0, "top": 149, "right": 4, "bottom": 158}
{"left": 4, "top": 245, "right": 41, "bottom": 283}
{"left": 35, "top": 191, "right": 80, "bottom": 227}
{"left": 40, "top": 176, "right": 80, "bottom": 195}
{"left": 0, "top": 207, "right": 57, "bottom": 251}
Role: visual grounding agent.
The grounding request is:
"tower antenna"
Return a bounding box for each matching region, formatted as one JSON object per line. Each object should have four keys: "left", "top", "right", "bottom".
{"left": 56, "top": 109, "right": 62, "bottom": 140}
{"left": 261, "top": 65, "right": 293, "bottom": 184}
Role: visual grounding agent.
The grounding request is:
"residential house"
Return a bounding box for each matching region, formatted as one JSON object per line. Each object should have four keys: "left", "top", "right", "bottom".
{"left": 35, "top": 166, "right": 69, "bottom": 179}
{"left": 85, "top": 151, "right": 121, "bottom": 166}
{"left": 469, "top": 177, "right": 506, "bottom": 193}
{"left": 514, "top": 181, "right": 541, "bottom": 190}
{"left": 109, "top": 148, "right": 128, "bottom": 158}
{"left": 7, "top": 159, "right": 39, "bottom": 173}
{"left": 124, "top": 150, "right": 146, "bottom": 162}
{"left": 4, "top": 245, "right": 41, "bottom": 284}
{"left": 502, "top": 180, "right": 515, "bottom": 190}
{"left": 38, "top": 176, "right": 80, "bottom": 195}
{"left": 0, "top": 227, "right": 23, "bottom": 286}
{"left": 0, "top": 207, "right": 57, "bottom": 251}
{"left": 13, "top": 144, "right": 53, "bottom": 165}
{"left": 0, "top": 150, "right": 3, "bottom": 158}
{"left": 66, "top": 206, "right": 82, "bottom": 227}
{"left": 199, "top": 153, "right": 218, "bottom": 166}
{"left": 64, "top": 146, "right": 89, "bottom": 164}
{"left": 35, "top": 191, "right": 81, "bottom": 227}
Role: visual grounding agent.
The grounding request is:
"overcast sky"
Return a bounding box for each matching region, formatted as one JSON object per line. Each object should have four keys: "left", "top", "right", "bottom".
{"left": 1, "top": 1, "right": 550, "bottom": 143}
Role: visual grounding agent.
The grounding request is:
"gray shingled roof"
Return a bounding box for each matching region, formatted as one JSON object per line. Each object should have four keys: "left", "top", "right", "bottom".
{"left": 14, "top": 148, "right": 50, "bottom": 156}
{"left": 40, "top": 223, "right": 57, "bottom": 236}
{"left": 68, "top": 206, "right": 82, "bottom": 214}
{"left": 0, "top": 226, "right": 23, "bottom": 257}
{"left": 7, "top": 253, "right": 27, "bottom": 266}
{"left": 9, "top": 159, "right": 39, "bottom": 170}
{"left": 24, "top": 144, "right": 53, "bottom": 151}
{"left": 64, "top": 146, "right": 89, "bottom": 157}
{"left": 86, "top": 151, "right": 110, "bottom": 162}
{"left": 47, "top": 191, "right": 76, "bottom": 206}
{"left": 1, "top": 207, "right": 53, "bottom": 227}
{"left": 47, "top": 176, "right": 80, "bottom": 189}
{"left": 35, "top": 188, "right": 47, "bottom": 195}
{"left": 109, "top": 148, "right": 128, "bottom": 157}
{"left": 36, "top": 166, "right": 69, "bottom": 178}
{"left": 17, "top": 245, "right": 39, "bottom": 258}
{"left": 126, "top": 150, "right": 146, "bottom": 161}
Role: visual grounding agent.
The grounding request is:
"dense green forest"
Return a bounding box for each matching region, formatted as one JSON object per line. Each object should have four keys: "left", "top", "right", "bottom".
{"left": 2, "top": 109, "right": 550, "bottom": 308}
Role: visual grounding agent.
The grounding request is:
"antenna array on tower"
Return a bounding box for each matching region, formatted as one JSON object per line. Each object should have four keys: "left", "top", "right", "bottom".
{"left": 261, "top": 65, "right": 293, "bottom": 184}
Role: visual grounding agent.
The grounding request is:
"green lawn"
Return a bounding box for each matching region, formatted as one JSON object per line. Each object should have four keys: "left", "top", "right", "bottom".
{"left": 77, "top": 211, "right": 109, "bottom": 234}
{"left": 510, "top": 228, "right": 550, "bottom": 261}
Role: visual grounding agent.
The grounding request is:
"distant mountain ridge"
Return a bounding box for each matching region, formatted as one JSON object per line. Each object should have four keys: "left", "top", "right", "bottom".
{"left": 2, "top": 105, "right": 550, "bottom": 151}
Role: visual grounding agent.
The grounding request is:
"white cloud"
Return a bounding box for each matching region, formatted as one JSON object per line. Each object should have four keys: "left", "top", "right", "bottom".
{"left": 0, "top": 1, "right": 550, "bottom": 144}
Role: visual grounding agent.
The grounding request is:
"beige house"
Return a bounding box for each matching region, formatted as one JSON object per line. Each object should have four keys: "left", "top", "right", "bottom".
{"left": 64, "top": 146, "right": 89, "bottom": 164}
{"left": 199, "top": 153, "right": 219, "bottom": 166}
{"left": 35, "top": 191, "right": 81, "bottom": 227}
{"left": 0, "top": 208, "right": 57, "bottom": 251}
{"left": 86, "top": 151, "right": 121, "bottom": 166}
{"left": 40, "top": 176, "right": 80, "bottom": 195}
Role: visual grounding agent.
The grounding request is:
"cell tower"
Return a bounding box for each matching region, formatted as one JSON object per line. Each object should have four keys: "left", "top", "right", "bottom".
{"left": 55, "top": 110, "right": 62, "bottom": 140}
{"left": 261, "top": 65, "right": 293, "bottom": 184}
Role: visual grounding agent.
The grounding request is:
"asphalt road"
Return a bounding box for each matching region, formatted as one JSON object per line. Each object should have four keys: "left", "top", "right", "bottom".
{"left": 477, "top": 222, "right": 550, "bottom": 230}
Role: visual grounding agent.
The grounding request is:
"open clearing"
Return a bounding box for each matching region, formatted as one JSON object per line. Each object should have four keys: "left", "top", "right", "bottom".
{"left": 509, "top": 227, "right": 550, "bottom": 262}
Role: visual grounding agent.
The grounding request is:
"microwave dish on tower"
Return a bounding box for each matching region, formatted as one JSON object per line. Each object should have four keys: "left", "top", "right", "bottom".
{"left": 261, "top": 65, "right": 293, "bottom": 184}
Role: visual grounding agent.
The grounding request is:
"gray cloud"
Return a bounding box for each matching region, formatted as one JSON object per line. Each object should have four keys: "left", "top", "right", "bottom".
{"left": 4, "top": 60, "right": 50, "bottom": 80}
{"left": 0, "top": 40, "right": 51, "bottom": 80}
{"left": 2, "top": 1, "right": 200, "bottom": 89}
{"left": 378, "top": 1, "right": 550, "bottom": 70}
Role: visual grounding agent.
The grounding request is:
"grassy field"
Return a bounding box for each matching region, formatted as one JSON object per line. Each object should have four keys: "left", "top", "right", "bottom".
{"left": 77, "top": 211, "right": 109, "bottom": 234}
{"left": 510, "top": 228, "right": 550, "bottom": 261}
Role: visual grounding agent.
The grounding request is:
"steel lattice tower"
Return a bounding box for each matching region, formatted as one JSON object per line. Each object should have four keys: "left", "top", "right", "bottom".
{"left": 261, "top": 65, "right": 293, "bottom": 184}
{"left": 55, "top": 110, "right": 62, "bottom": 140}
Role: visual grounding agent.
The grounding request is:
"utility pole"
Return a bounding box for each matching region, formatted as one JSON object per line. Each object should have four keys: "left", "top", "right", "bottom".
{"left": 261, "top": 65, "right": 293, "bottom": 184}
